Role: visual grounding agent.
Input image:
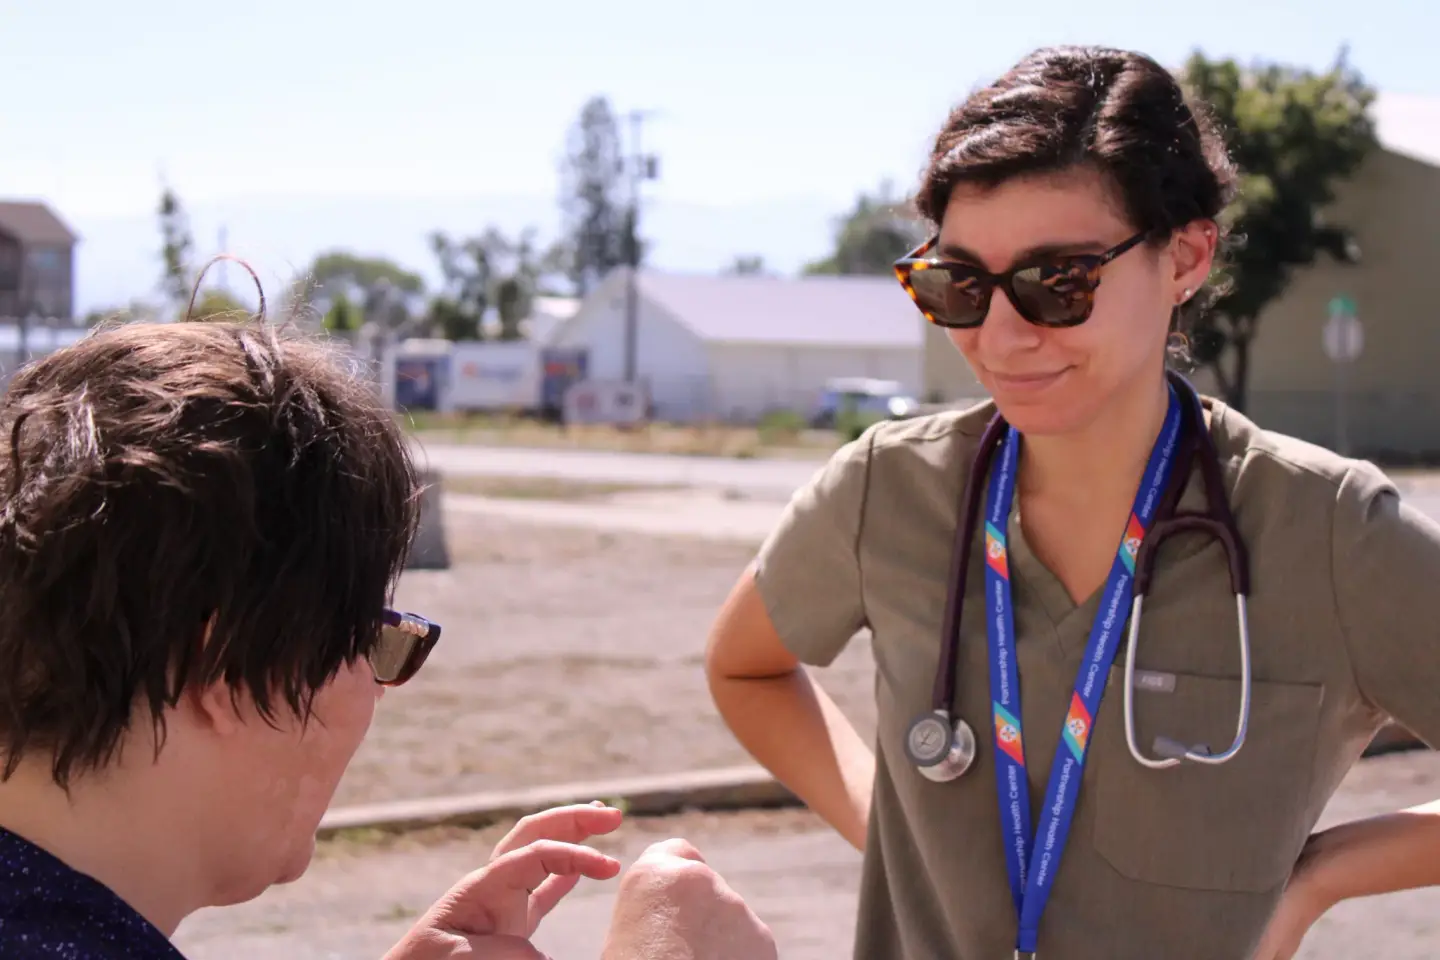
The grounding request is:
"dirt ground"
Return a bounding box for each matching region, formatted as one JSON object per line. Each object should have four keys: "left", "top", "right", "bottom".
{"left": 331, "top": 508, "right": 877, "bottom": 809}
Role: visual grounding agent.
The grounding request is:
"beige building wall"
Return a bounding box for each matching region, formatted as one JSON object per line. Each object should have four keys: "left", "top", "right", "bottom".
{"left": 923, "top": 148, "right": 1440, "bottom": 460}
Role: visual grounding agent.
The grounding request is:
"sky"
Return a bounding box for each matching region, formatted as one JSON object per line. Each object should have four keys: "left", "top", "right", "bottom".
{"left": 0, "top": 0, "right": 1433, "bottom": 311}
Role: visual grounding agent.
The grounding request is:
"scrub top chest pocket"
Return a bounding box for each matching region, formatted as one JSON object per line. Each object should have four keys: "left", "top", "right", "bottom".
{"left": 1090, "top": 662, "right": 1324, "bottom": 893}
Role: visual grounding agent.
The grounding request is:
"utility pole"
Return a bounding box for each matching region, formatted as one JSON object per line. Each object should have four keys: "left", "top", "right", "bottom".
{"left": 622, "top": 109, "right": 659, "bottom": 384}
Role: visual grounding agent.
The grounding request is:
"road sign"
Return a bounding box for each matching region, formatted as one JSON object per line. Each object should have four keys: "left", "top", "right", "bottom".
{"left": 1323, "top": 296, "right": 1362, "bottom": 364}
{"left": 1323, "top": 295, "right": 1361, "bottom": 456}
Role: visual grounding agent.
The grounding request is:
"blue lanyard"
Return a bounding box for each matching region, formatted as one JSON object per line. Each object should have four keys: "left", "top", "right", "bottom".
{"left": 984, "top": 385, "right": 1182, "bottom": 955}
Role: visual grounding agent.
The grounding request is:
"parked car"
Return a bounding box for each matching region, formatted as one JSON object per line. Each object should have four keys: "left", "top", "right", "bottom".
{"left": 810, "top": 377, "right": 920, "bottom": 429}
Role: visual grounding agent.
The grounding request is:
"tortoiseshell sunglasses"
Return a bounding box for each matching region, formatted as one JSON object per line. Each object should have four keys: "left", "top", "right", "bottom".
{"left": 370, "top": 609, "right": 442, "bottom": 686}
{"left": 893, "top": 232, "right": 1148, "bottom": 329}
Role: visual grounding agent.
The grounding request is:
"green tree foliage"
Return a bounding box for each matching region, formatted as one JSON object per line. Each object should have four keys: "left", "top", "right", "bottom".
{"left": 1183, "top": 49, "right": 1377, "bottom": 411}
{"left": 299, "top": 251, "right": 424, "bottom": 335}
{"left": 427, "top": 227, "right": 564, "bottom": 341}
{"left": 558, "top": 96, "right": 633, "bottom": 294}
{"left": 804, "top": 181, "right": 926, "bottom": 276}
{"left": 187, "top": 288, "right": 252, "bottom": 322}
{"left": 309, "top": 251, "right": 424, "bottom": 300}
{"left": 322, "top": 292, "right": 358, "bottom": 333}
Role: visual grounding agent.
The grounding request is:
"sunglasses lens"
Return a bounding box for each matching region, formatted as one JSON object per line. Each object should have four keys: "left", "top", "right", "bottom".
{"left": 370, "top": 611, "right": 440, "bottom": 685}
{"left": 909, "top": 266, "right": 991, "bottom": 328}
{"left": 371, "top": 625, "right": 418, "bottom": 684}
{"left": 1010, "top": 261, "right": 1099, "bottom": 326}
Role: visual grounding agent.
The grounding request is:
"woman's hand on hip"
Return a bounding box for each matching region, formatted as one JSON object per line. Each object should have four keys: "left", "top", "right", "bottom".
{"left": 1250, "top": 838, "right": 1337, "bottom": 960}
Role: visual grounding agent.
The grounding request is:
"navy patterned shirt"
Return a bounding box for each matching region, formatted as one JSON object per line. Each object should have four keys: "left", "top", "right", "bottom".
{"left": 0, "top": 825, "right": 185, "bottom": 958}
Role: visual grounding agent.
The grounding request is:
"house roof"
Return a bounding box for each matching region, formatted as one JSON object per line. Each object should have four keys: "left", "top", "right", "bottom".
{"left": 1375, "top": 92, "right": 1440, "bottom": 168}
{"left": 637, "top": 271, "right": 923, "bottom": 349}
{"left": 526, "top": 296, "right": 581, "bottom": 346}
{"left": 0, "top": 201, "right": 78, "bottom": 246}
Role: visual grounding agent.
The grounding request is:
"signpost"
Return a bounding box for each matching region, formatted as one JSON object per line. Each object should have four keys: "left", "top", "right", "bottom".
{"left": 1322, "top": 295, "right": 1362, "bottom": 455}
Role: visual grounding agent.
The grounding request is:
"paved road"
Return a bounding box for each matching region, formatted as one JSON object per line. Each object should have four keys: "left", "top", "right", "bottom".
{"left": 418, "top": 440, "right": 1440, "bottom": 524}
{"left": 412, "top": 441, "right": 824, "bottom": 499}
{"left": 443, "top": 489, "right": 784, "bottom": 542}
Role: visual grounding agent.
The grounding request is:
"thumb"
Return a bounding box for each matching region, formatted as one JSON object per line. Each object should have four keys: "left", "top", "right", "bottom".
{"left": 526, "top": 873, "right": 582, "bottom": 927}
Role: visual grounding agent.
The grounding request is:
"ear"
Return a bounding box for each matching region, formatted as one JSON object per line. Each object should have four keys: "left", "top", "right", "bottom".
{"left": 1168, "top": 220, "right": 1218, "bottom": 305}
{"left": 182, "top": 680, "right": 245, "bottom": 737}
{"left": 181, "top": 616, "right": 245, "bottom": 737}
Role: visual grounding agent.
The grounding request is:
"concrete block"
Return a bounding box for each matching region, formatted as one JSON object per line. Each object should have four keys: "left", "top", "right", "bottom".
{"left": 406, "top": 469, "right": 450, "bottom": 570}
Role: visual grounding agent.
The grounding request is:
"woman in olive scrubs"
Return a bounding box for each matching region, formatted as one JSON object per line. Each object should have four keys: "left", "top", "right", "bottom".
{"left": 705, "top": 45, "right": 1440, "bottom": 960}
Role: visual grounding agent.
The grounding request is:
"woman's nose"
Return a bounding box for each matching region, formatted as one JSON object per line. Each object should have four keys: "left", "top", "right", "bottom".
{"left": 977, "top": 286, "right": 1042, "bottom": 353}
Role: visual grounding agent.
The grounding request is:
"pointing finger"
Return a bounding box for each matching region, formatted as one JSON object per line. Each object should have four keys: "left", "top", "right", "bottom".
{"left": 484, "top": 840, "right": 622, "bottom": 894}
{"left": 491, "top": 804, "right": 625, "bottom": 860}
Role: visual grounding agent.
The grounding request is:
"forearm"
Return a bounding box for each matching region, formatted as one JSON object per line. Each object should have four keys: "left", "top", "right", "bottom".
{"left": 1304, "top": 799, "right": 1440, "bottom": 906}
{"left": 708, "top": 667, "right": 874, "bottom": 851}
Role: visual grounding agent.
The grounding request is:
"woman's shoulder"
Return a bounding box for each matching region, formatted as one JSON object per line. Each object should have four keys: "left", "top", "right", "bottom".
{"left": 822, "top": 401, "right": 996, "bottom": 495}
{"left": 1209, "top": 398, "right": 1392, "bottom": 507}
{"left": 866, "top": 400, "right": 995, "bottom": 463}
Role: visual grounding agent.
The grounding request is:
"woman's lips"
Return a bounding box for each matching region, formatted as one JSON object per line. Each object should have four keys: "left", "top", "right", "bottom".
{"left": 988, "top": 368, "right": 1070, "bottom": 393}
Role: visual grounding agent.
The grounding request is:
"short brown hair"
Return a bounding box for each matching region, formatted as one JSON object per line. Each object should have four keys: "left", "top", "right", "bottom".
{"left": 0, "top": 320, "right": 420, "bottom": 788}
{"left": 916, "top": 46, "right": 1239, "bottom": 320}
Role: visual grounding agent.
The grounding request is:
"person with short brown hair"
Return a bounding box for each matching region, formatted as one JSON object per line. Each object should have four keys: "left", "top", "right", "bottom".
{"left": 0, "top": 317, "right": 775, "bottom": 959}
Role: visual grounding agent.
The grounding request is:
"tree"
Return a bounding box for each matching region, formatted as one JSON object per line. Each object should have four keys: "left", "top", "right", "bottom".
{"left": 427, "top": 230, "right": 493, "bottom": 341}
{"left": 1182, "top": 49, "right": 1377, "bottom": 411}
{"left": 158, "top": 187, "right": 195, "bottom": 314}
{"left": 298, "top": 251, "right": 424, "bottom": 335}
{"left": 804, "top": 181, "right": 926, "bottom": 276}
{"left": 725, "top": 255, "right": 767, "bottom": 276}
{"left": 307, "top": 251, "right": 424, "bottom": 301}
{"left": 187, "top": 288, "right": 252, "bottom": 321}
{"left": 426, "top": 227, "right": 565, "bottom": 341}
{"left": 558, "top": 96, "right": 632, "bottom": 294}
{"left": 84, "top": 300, "right": 165, "bottom": 328}
{"left": 322, "top": 292, "right": 358, "bottom": 333}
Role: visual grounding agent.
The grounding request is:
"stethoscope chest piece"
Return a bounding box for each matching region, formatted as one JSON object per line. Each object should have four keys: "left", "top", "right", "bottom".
{"left": 905, "top": 710, "right": 977, "bottom": 782}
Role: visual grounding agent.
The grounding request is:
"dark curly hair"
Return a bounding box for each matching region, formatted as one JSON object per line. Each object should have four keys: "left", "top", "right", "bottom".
{"left": 916, "top": 45, "right": 1239, "bottom": 329}
{"left": 0, "top": 319, "right": 421, "bottom": 788}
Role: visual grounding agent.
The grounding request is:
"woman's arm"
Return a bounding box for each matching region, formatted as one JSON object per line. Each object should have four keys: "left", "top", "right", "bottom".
{"left": 705, "top": 568, "right": 874, "bottom": 852}
{"left": 1254, "top": 802, "right": 1440, "bottom": 960}
{"left": 1301, "top": 800, "right": 1440, "bottom": 905}
{"left": 1255, "top": 463, "right": 1440, "bottom": 958}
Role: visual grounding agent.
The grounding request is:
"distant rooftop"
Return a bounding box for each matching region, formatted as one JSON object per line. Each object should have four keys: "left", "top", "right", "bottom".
{"left": 0, "top": 201, "right": 79, "bottom": 246}
{"left": 637, "top": 271, "right": 922, "bottom": 349}
{"left": 527, "top": 295, "right": 581, "bottom": 345}
{"left": 1375, "top": 92, "right": 1440, "bottom": 168}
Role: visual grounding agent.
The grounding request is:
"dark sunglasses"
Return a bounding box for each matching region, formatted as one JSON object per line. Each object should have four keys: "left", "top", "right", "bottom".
{"left": 370, "top": 608, "right": 442, "bottom": 686}
{"left": 893, "top": 232, "right": 1147, "bottom": 329}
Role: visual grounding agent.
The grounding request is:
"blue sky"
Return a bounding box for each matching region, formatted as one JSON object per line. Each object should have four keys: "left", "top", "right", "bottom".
{"left": 0, "top": 0, "right": 1432, "bottom": 310}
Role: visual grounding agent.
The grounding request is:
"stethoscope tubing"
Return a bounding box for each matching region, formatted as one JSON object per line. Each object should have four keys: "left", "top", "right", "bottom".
{"left": 928, "top": 371, "right": 1253, "bottom": 767}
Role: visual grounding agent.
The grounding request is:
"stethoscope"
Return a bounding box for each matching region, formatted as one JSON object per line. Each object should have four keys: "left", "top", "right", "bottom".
{"left": 904, "top": 371, "right": 1253, "bottom": 781}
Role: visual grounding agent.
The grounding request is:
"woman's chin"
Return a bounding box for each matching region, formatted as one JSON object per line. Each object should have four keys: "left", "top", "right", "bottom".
{"left": 989, "top": 389, "right": 1093, "bottom": 437}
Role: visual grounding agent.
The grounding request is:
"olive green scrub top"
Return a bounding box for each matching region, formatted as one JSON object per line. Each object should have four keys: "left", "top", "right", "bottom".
{"left": 753, "top": 397, "right": 1440, "bottom": 960}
